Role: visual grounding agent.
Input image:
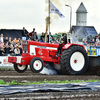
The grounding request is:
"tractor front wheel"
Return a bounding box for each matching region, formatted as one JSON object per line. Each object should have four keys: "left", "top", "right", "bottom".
{"left": 60, "top": 46, "right": 88, "bottom": 75}
{"left": 14, "top": 64, "right": 28, "bottom": 73}
{"left": 30, "top": 57, "right": 44, "bottom": 73}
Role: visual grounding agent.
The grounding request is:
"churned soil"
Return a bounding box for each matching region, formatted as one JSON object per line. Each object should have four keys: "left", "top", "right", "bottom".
{"left": 0, "top": 70, "right": 100, "bottom": 82}
{"left": 0, "top": 70, "right": 100, "bottom": 99}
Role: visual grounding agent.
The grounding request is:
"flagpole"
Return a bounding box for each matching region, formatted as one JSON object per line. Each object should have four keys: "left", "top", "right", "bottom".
{"left": 49, "top": 0, "right": 50, "bottom": 43}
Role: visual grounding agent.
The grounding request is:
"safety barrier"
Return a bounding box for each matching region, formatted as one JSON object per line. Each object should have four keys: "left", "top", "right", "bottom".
{"left": 0, "top": 56, "right": 13, "bottom": 67}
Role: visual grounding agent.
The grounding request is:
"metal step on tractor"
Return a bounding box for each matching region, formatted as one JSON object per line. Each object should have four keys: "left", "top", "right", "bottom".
{"left": 6, "top": 39, "right": 89, "bottom": 75}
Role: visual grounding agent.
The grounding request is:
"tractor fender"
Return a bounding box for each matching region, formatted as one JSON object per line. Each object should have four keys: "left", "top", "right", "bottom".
{"left": 62, "top": 43, "right": 85, "bottom": 50}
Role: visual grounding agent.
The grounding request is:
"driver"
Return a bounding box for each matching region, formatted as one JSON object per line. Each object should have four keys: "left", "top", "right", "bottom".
{"left": 56, "top": 36, "right": 67, "bottom": 56}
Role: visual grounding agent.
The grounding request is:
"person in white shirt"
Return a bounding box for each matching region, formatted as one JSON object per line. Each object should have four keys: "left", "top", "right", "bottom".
{"left": 14, "top": 45, "right": 20, "bottom": 56}
{"left": 0, "top": 34, "right": 4, "bottom": 43}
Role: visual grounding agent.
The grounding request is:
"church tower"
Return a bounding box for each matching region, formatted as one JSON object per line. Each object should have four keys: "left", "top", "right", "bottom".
{"left": 76, "top": 2, "right": 87, "bottom": 26}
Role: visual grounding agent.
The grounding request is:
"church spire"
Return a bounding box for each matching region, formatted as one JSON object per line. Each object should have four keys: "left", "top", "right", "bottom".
{"left": 76, "top": 2, "right": 87, "bottom": 13}
{"left": 76, "top": 2, "right": 88, "bottom": 26}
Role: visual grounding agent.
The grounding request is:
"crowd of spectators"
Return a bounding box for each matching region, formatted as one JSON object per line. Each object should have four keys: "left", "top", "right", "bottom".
{"left": 21, "top": 27, "right": 65, "bottom": 44}
{"left": 82, "top": 34, "right": 100, "bottom": 47}
{"left": 0, "top": 27, "right": 65, "bottom": 56}
{"left": 1, "top": 27, "right": 99, "bottom": 56}
{"left": 0, "top": 34, "right": 22, "bottom": 56}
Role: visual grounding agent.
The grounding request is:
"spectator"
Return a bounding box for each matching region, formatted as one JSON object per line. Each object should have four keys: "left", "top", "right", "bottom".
{"left": 14, "top": 45, "right": 20, "bottom": 56}
{"left": 8, "top": 37, "right": 12, "bottom": 46}
{"left": 16, "top": 42, "right": 20, "bottom": 47}
{"left": 10, "top": 40, "right": 15, "bottom": 47}
{"left": 49, "top": 36, "right": 53, "bottom": 42}
{"left": 4, "top": 37, "right": 8, "bottom": 44}
{"left": 47, "top": 32, "right": 53, "bottom": 43}
{"left": 9, "top": 43, "right": 14, "bottom": 49}
{"left": 0, "top": 34, "right": 4, "bottom": 43}
{"left": 36, "top": 32, "right": 40, "bottom": 41}
{"left": 50, "top": 40, "right": 54, "bottom": 44}
{"left": 73, "top": 35, "right": 78, "bottom": 43}
{"left": 91, "top": 38, "right": 96, "bottom": 46}
{"left": 9, "top": 47, "right": 15, "bottom": 56}
{"left": 33, "top": 32, "right": 38, "bottom": 41}
{"left": 13, "top": 38, "right": 17, "bottom": 44}
{"left": 0, "top": 35, "right": 1, "bottom": 44}
{"left": 96, "top": 35, "right": 100, "bottom": 46}
{"left": 17, "top": 37, "right": 21, "bottom": 45}
{"left": 28, "top": 28, "right": 35, "bottom": 37}
{"left": 0, "top": 47, "right": 5, "bottom": 56}
{"left": 0, "top": 42, "right": 4, "bottom": 47}
{"left": 19, "top": 45, "right": 22, "bottom": 55}
{"left": 30, "top": 32, "right": 34, "bottom": 41}
{"left": 40, "top": 32, "right": 45, "bottom": 40}
{"left": 4, "top": 44, "right": 10, "bottom": 56}
{"left": 22, "top": 27, "right": 28, "bottom": 40}
{"left": 56, "top": 37, "right": 60, "bottom": 44}
{"left": 52, "top": 37, "right": 56, "bottom": 43}
{"left": 40, "top": 37, "right": 45, "bottom": 42}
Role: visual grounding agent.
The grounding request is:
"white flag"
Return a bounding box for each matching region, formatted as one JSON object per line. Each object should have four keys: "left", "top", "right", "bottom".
{"left": 50, "top": 1, "right": 65, "bottom": 18}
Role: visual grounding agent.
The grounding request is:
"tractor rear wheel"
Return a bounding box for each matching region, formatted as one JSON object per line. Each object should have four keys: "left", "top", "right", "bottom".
{"left": 14, "top": 64, "right": 28, "bottom": 73}
{"left": 30, "top": 57, "right": 44, "bottom": 73}
{"left": 60, "top": 46, "right": 88, "bottom": 75}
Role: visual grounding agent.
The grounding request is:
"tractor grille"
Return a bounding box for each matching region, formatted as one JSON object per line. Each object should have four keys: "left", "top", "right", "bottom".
{"left": 23, "top": 45, "right": 28, "bottom": 53}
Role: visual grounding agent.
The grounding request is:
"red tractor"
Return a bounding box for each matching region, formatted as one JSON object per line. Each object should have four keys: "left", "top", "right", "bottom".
{"left": 7, "top": 40, "right": 88, "bottom": 75}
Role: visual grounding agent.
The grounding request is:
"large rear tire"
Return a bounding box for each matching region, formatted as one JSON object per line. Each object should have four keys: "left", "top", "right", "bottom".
{"left": 60, "top": 46, "right": 88, "bottom": 75}
{"left": 14, "top": 64, "right": 28, "bottom": 73}
{"left": 30, "top": 57, "right": 44, "bottom": 73}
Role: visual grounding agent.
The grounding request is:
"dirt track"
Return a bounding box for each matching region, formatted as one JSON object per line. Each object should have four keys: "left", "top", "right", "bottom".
{"left": 0, "top": 70, "right": 100, "bottom": 99}
{"left": 0, "top": 70, "right": 100, "bottom": 82}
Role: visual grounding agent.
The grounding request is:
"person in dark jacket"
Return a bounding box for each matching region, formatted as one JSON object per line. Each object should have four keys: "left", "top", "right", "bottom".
{"left": 0, "top": 47, "right": 5, "bottom": 56}
{"left": 47, "top": 32, "right": 53, "bottom": 43}
{"left": 9, "top": 47, "right": 15, "bottom": 56}
{"left": 22, "top": 27, "right": 28, "bottom": 40}
{"left": 4, "top": 44, "right": 10, "bottom": 56}
{"left": 56, "top": 36, "right": 67, "bottom": 56}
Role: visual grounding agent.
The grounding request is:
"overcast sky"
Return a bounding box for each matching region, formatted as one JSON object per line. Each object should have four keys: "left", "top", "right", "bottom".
{"left": 0, "top": 0, "right": 100, "bottom": 34}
